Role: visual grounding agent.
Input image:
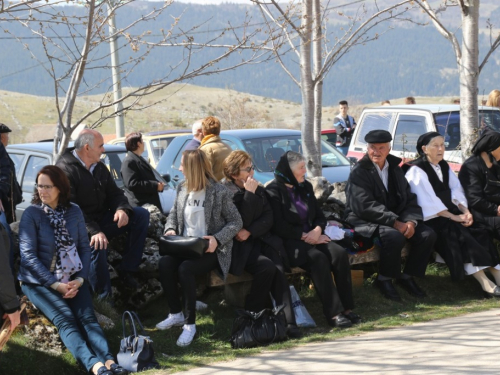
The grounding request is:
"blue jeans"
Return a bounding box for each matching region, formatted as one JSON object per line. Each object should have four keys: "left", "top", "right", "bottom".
{"left": 337, "top": 146, "right": 349, "bottom": 156}
{"left": 89, "top": 207, "right": 149, "bottom": 298}
{"left": 0, "top": 211, "right": 14, "bottom": 272}
{"left": 21, "top": 282, "right": 114, "bottom": 372}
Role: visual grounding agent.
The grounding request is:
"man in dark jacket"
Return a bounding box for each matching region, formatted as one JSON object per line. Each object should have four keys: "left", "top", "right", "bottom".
{"left": 345, "top": 130, "right": 436, "bottom": 301}
{"left": 0, "top": 223, "right": 20, "bottom": 333}
{"left": 56, "top": 129, "right": 149, "bottom": 299}
{"left": 0, "top": 123, "right": 22, "bottom": 276}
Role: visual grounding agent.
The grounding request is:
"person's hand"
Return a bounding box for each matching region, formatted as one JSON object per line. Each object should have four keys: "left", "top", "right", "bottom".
{"left": 90, "top": 232, "right": 108, "bottom": 250}
{"left": 3, "top": 311, "right": 20, "bottom": 331}
{"left": 235, "top": 228, "right": 251, "bottom": 242}
{"left": 481, "top": 152, "right": 493, "bottom": 169}
{"left": 497, "top": 206, "right": 500, "bottom": 217}
{"left": 56, "top": 283, "right": 79, "bottom": 299}
{"left": 459, "top": 213, "right": 473, "bottom": 227}
{"left": 314, "top": 234, "right": 331, "bottom": 244}
{"left": 393, "top": 220, "right": 407, "bottom": 235}
{"left": 164, "top": 230, "right": 176, "bottom": 236}
{"left": 0, "top": 200, "right": 4, "bottom": 212}
{"left": 404, "top": 222, "right": 416, "bottom": 239}
{"left": 157, "top": 182, "right": 165, "bottom": 192}
{"left": 67, "top": 279, "right": 83, "bottom": 290}
{"left": 301, "top": 226, "right": 322, "bottom": 245}
{"left": 243, "top": 176, "right": 258, "bottom": 194}
{"left": 114, "top": 210, "right": 129, "bottom": 228}
{"left": 203, "top": 235, "right": 217, "bottom": 253}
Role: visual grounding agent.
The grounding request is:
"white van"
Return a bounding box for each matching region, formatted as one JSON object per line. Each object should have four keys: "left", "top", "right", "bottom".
{"left": 347, "top": 104, "right": 500, "bottom": 171}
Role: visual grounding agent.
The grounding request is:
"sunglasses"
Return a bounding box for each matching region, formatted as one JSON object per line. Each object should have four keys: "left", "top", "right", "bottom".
{"left": 240, "top": 165, "right": 255, "bottom": 173}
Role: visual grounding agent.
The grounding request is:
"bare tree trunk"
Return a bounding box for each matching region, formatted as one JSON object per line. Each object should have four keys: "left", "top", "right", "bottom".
{"left": 300, "top": 0, "right": 320, "bottom": 176}
{"left": 311, "top": 0, "right": 322, "bottom": 176}
{"left": 459, "top": 0, "right": 480, "bottom": 159}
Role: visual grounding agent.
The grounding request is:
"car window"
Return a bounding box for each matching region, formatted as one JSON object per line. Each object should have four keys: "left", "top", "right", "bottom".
{"left": 22, "top": 155, "right": 50, "bottom": 193}
{"left": 101, "top": 151, "right": 125, "bottom": 189}
{"left": 322, "top": 133, "right": 337, "bottom": 145}
{"left": 434, "top": 112, "right": 461, "bottom": 150}
{"left": 393, "top": 115, "right": 427, "bottom": 153}
{"left": 8, "top": 152, "right": 25, "bottom": 175}
{"left": 479, "top": 110, "right": 500, "bottom": 133}
{"left": 150, "top": 137, "right": 175, "bottom": 163}
{"left": 355, "top": 112, "right": 395, "bottom": 146}
{"left": 173, "top": 140, "right": 192, "bottom": 170}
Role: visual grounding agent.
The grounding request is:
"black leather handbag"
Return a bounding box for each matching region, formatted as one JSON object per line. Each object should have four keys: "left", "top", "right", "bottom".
{"left": 229, "top": 305, "right": 287, "bottom": 349}
{"left": 117, "top": 311, "right": 160, "bottom": 372}
{"left": 159, "top": 235, "right": 209, "bottom": 259}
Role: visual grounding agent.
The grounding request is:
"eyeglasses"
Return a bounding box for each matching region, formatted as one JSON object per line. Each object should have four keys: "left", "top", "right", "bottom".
{"left": 35, "top": 184, "right": 54, "bottom": 191}
{"left": 240, "top": 165, "right": 255, "bottom": 173}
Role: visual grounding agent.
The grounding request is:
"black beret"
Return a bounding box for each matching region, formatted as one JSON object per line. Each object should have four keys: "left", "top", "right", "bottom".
{"left": 364, "top": 130, "right": 392, "bottom": 143}
{"left": 0, "top": 124, "right": 12, "bottom": 134}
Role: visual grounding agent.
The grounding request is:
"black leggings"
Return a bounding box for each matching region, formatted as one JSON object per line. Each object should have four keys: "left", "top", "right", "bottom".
{"left": 158, "top": 253, "right": 218, "bottom": 324}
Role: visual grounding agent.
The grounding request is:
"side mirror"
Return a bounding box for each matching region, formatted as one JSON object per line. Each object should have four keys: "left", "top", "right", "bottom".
{"left": 161, "top": 174, "right": 171, "bottom": 183}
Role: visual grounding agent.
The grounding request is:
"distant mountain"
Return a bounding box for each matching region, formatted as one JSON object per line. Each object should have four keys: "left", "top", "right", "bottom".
{"left": 0, "top": 1, "right": 499, "bottom": 106}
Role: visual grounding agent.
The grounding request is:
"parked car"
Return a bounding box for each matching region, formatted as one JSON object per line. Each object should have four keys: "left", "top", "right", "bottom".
{"left": 108, "top": 129, "right": 190, "bottom": 168}
{"left": 347, "top": 104, "right": 500, "bottom": 171}
{"left": 7, "top": 142, "right": 128, "bottom": 219}
{"left": 156, "top": 128, "right": 352, "bottom": 185}
{"left": 321, "top": 128, "right": 337, "bottom": 147}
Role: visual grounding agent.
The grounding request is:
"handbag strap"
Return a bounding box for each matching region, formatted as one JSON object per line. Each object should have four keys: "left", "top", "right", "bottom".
{"left": 121, "top": 311, "right": 147, "bottom": 339}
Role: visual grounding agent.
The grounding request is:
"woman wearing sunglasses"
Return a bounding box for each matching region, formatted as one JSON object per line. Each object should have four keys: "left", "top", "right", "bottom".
{"left": 222, "top": 151, "right": 301, "bottom": 338}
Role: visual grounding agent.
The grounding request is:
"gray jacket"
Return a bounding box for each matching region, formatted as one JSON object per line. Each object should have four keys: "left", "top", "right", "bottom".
{"left": 164, "top": 180, "right": 242, "bottom": 279}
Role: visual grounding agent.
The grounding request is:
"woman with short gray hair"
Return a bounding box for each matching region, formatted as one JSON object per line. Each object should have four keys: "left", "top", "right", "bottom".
{"left": 266, "top": 151, "right": 361, "bottom": 328}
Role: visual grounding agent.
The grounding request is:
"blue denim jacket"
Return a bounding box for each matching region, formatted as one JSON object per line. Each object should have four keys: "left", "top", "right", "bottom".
{"left": 18, "top": 203, "right": 91, "bottom": 287}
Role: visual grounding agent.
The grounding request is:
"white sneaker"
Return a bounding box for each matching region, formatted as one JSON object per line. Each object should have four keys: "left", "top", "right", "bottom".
{"left": 176, "top": 324, "right": 196, "bottom": 347}
{"left": 155, "top": 312, "right": 185, "bottom": 330}
{"left": 195, "top": 300, "right": 208, "bottom": 311}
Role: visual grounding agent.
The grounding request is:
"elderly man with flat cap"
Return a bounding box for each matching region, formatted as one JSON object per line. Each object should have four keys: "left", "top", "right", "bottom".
{"left": 344, "top": 130, "right": 436, "bottom": 301}
{"left": 0, "top": 123, "right": 22, "bottom": 276}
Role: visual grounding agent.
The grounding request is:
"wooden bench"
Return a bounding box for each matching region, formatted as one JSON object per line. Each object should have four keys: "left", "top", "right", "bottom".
{"left": 209, "top": 244, "right": 411, "bottom": 306}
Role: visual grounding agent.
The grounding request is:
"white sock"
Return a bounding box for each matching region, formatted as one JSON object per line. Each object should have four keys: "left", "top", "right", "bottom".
{"left": 472, "top": 270, "right": 496, "bottom": 293}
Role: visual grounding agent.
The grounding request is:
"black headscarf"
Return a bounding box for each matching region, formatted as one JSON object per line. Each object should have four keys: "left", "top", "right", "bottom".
{"left": 471, "top": 129, "right": 500, "bottom": 155}
{"left": 274, "top": 151, "right": 309, "bottom": 200}
{"left": 416, "top": 131, "right": 443, "bottom": 157}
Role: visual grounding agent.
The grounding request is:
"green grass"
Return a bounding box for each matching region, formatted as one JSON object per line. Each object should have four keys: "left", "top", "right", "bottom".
{"left": 2, "top": 263, "right": 499, "bottom": 375}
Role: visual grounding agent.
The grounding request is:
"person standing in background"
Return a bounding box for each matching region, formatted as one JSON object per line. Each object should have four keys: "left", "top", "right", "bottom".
{"left": 185, "top": 120, "right": 204, "bottom": 151}
{"left": 333, "top": 101, "right": 356, "bottom": 155}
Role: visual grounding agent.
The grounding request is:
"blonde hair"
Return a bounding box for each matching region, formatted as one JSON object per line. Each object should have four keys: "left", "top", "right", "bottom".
{"left": 486, "top": 90, "right": 500, "bottom": 108}
{"left": 223, "top": 150, "right": 252, "bottom": 181}
{"left": 202, "top": 116, "right": 221, "bottom": 136}
{"left": 182, "top": 149, "right": 216, "bottom": 192}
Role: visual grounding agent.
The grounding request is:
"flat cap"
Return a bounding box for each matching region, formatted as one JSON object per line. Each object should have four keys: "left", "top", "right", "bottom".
{"left": 0, "top": 124, "right": 12, "bottom": 134}
{"left": 364, "top": 130, "right": 392, "bottom": 143}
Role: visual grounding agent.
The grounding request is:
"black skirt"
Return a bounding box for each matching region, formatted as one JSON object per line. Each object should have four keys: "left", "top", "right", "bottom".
{"left": 426, "top": 217, "right": 500, "bottom": 281}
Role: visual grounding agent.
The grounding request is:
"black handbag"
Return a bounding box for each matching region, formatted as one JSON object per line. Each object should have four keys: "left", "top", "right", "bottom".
{"left": 229, "top": 305, "right": 287, "bottom": 349}
{"left": 159, "top": 235, "right": 209, "bottom": 259}
{"left": 117, "top": 311, "right": 160, "bottom": 372}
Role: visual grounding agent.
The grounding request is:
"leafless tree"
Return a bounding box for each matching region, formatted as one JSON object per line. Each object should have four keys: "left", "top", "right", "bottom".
{"left": 415, "top": 0, "right": 500, "bottom": 159}
{"left": 3, "top": 0, "right": 275, "bottom": 161}
{"left": 251, "top": 0, "right": 414, "bottom": 176}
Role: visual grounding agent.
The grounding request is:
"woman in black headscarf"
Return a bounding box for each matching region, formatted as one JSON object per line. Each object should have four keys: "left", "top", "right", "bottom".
{"left": 405, "top": 132, "right": 500, "bottom": 297}
{"left": 265, "top": 151, "right": 361, "bottom": 328}
{"left": 459, "top": 129, "right": 500, "bottom": 237}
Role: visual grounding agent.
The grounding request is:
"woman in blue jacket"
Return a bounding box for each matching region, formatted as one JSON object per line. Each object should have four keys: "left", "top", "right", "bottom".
{"left": 18, "top": 166, "right": 128, "bottom": 375}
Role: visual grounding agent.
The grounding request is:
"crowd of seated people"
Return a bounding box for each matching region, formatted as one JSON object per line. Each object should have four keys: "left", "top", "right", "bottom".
{"left": 10, "top": 116, "right": 500, "bottom": 359}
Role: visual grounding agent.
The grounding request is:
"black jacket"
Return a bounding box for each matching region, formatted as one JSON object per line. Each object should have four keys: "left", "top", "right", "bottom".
{"left": 344, "top": 154, "right": 423, "bottom": 238}
{"left": 459, "top": 154, "right": 500, "bottom": 220}
{"left": 225, "top": 182, "right": 286, "bottom": 274}
{"left": 0, "top": 224, "right": 19, "bottom": 317}
{"left": 121, "top": 151, "right": 161, "bottom": 209}
{"left": 56, "top": 149, "right": 132, "bottom": 236}
{"left": 0, "top": 143, "right": 22, "bottom": 224}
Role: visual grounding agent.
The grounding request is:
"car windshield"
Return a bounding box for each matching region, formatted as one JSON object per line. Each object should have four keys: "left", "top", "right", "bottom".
{"left": 434, "top": 110, "right": 500, "bottom": 151}
{"left": 101, "top": 150, "right": 126, "bottom": 189}
{"left": 241, "top": 135, "right": 350, "bottom": 172}
{"left": 150, "top": 137, "right": 175, "bottom": 163}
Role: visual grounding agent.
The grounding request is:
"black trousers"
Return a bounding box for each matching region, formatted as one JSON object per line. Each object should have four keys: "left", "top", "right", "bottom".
{"left": 293, "top": 241, "right": 354, "bottom": 319}
{"left": 158, "top": 253, "right": 218, "bottom": 324}
{"left": 484, "top": 216, "right": 500, "bottom": 240}
{"left": 378, "top": 223, "right": 437, "bottom": 279}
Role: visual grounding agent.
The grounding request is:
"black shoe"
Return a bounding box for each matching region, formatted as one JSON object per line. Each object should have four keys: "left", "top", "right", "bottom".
{"left": 328, "top": 314, "right": 353, "bottom": 329}
{"left": 109, "top": 363, "right": 129, "bottom": 375}
{"left": 96, "top": 366, "right": 113, "bottom": 375}
{"left": 343, "top": 311, "right": 362, "bottom": 324}
{"left": 286, "top": 324, "right": 303, "bottom": 339}
{"left": 396, "top": 278, "right": 427, "bottom": 298}
{"left": 119, "top": 271, "right": 140, "bottom": 289}
{"left": 375, "top": 279, "right": 402, "bottom": 302}
{"left": 483, "top": 286, "right": 500, "bottom": 298}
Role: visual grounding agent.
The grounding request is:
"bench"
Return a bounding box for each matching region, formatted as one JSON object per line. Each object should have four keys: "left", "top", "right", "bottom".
{"left": 209, "top": 244, "right": 411, "bottom": 306}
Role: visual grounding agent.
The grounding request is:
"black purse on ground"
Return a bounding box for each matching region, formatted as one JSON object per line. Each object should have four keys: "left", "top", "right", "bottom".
{"left": 159, "top": 235, "right": 209, "bottom": 259}
{"left": 229, "top": 305, "right": 287, "bottom": 349}
{"left": 117, "top": 311, "right": 160, "bottom": 372}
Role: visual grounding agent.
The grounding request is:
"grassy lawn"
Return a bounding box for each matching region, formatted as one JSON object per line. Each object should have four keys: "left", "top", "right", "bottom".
{"left": 2, "top": 263, "right": 499, "bottom": 375}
